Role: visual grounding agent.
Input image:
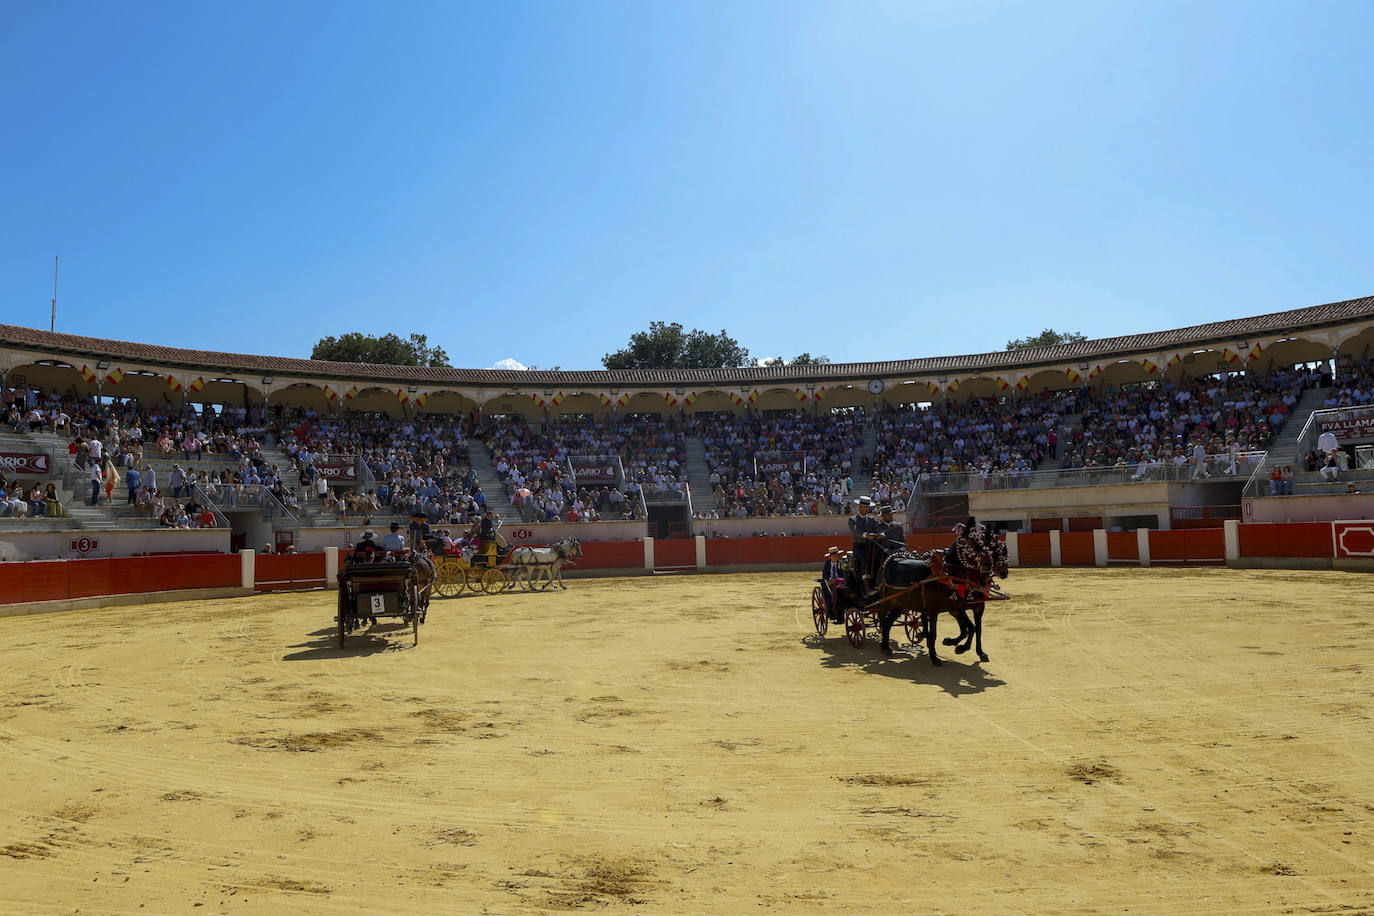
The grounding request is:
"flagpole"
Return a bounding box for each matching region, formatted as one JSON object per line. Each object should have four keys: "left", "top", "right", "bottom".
{"left": 51, "top": 256, "right": 59, "bottom": 331}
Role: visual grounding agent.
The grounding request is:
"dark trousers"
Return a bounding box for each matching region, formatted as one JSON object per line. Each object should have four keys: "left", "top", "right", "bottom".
{"left": 90, "top": 481, "right": 100, "bottom": 505}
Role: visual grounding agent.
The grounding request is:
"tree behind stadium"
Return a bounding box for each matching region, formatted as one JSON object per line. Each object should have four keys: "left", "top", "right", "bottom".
{"left": 602, "top": 322, "right": 751, "bottom": 370}
{"left": 1005, "top": 329, "right": 1087, "bottom": 350}
{"left": 311, "top": 332, "right": 450, "bottom": 367}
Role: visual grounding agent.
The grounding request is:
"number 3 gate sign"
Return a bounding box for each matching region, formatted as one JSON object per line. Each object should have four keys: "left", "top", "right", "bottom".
{"left": 1332, "top": 520, "right": 1374, "bottom": 559}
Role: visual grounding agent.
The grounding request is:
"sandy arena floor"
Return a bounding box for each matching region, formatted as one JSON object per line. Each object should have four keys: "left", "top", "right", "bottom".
{"left": 1, "top": 568, "right": 1372, "bottom": 914}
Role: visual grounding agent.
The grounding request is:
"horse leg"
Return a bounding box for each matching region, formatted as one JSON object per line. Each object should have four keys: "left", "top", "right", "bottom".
{"left": 943, "top": 608, "right": 974, "bottom": 652}
{"left": 971, "top": 605, "right": 988, "bottom": 662}
{"left": 878, "top": 608, "right": 897, "bottom": 656}
{"left": 924, "top": 611, "right": 942, "bottom": 665}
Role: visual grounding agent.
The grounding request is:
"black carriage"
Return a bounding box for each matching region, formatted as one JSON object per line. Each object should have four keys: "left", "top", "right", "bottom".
{"left": 335, "top": 557, "right": 425, "bottom": 648}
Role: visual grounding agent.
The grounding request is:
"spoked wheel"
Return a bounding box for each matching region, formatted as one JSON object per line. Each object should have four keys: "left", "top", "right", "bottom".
{"left": 844, "top": 608, "right": 865, "bottom": 648}
{"left": 433, "top": 561, "right": 462, "bottom": 598}
{"left": 412, "top": 610, "right": 420, "bottom": 645}
{"left": 811, "top": 587, "right": 828, "bottom": 636}
{"left": 480, "top": 567, "right": 507, "bottom": 594}
{"left": 336, "top": 589, "right": 348, "bottom": 649}
{"left": 904, "top": 612, "right": 924, "bottom": 646}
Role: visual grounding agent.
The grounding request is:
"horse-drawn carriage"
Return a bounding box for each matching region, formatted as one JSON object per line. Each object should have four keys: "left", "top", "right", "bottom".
{"left": 811, "top": 524, "right": 1010, "bottom": 664}
{"left": 335, "top": 553, "right": 432, "bottom": 647}
{"left": 430, "top": 546, "right": 509, "bottom": 597}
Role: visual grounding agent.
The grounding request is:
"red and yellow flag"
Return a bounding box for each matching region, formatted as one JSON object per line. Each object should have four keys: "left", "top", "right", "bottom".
{"left": 1246, "top": 342, "right": 1264, "bottom": 361}
{"left": 166, "top": 374, "right": 183, "bottom": 392}
{"left": 1141, "top": 357, "right": 1159, "bottom": 375}
{"left": 683, "top": 392, "right": 697, "bottom": 406}
{"left": 189, "top": 377, "right": 205, "bottom": 392}
{"left": 80, "top": 364, "right": 97, "bottom": 384}
{"left": 794, "top": 387, "right": 809, "bottom": 401}
{"left": 323, "top": 384, "right": 338, "bottom": 401}
{"left": 599, "top": 392, "right": 614, "bottom": 407}
{"left": 1015, "top": 375, "right": 1030, "bottom": 391}
{"left": 344, "top": 385, "right": 359, "bottom": 400}
{"left": 1065, "top": 368, "right": 1082, "bottom": 384}
{"left": 996, "top": 377, "right": 1011, "bottom": 391}
{"left": 413, "top": 393, "right": 428, "bottom": 408}
{"left": 1221, "top": 347, "right": 1241, "bottom": 365}
{"left": 813, "top": 386, "right": 827, "bottom": 400}
{"left": 105, "top": 368, "right": 124, "bottom": 385}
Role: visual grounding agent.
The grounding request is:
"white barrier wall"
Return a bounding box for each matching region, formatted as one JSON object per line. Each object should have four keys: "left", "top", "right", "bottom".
{"left": 0, "top": 527, "right": 230, "bottom": 561}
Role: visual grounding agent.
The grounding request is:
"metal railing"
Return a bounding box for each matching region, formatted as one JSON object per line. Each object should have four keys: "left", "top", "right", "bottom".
{"left": 196, "top": 483, "right": 298, "bottom": 523}
{"left": 1293, "top": 403, "right": 1374, "bottom": 463}
{"left": 905, "top": 452, "right": 1266, "bottom": 494}
{"left": 190, "top": 484, "right": 232, "bottom": 528}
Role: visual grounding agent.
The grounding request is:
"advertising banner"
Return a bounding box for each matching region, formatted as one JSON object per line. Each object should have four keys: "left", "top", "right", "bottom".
{"left": 0, "top": 451, "right": 51, "bottom": 475}
{"left": 315, "top": 461, "right": 359, "bottom": 482}
{"left": 754, "top": 452, "right": 806, "bottom": 477}
{"left": 570, "top": 456, "right": 619, "bottom": 485}
{"left": 1318, "top": 414, "right": 1374, "bottom": 443}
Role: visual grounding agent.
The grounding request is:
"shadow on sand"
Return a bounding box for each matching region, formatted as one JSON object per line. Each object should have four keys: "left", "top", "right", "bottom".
{"left": 803, "top": 631, "right": 1006, "bottom": 698}
{"left": 282, "top": 624, "right": 417, "bottom": 661}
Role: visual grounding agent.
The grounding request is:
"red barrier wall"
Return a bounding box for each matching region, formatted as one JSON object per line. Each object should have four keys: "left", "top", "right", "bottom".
{"left": 1018, "top": 533, "right": 1052, "bottom": 566}
{"left": 654, "top": 538, "right": 697, "bottom": 569}
{"left": 0, "top": 554, "right": 241, "bottom": 606}
{"left": 1238, "top": 522, "right": 1332, "bottom": 558}
{"left": 254, "top": 552, "right": 327, "bottom": 592}
{"left": 1106, "top": 532, "right": 1139, "bottom": 564}
{"left": 1148, "top": 529, "right": 1225, "bottom": 565}
{"left": 577, "top": 541, "right": 644, "bottom": 569}
{"left": 1059, "top": 531, "right": 1097, "bottom": 566}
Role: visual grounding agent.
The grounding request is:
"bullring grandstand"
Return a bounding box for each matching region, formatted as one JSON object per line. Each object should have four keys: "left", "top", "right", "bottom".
{"left": 2, "top": 292, "right": 1373, "bottom": 595}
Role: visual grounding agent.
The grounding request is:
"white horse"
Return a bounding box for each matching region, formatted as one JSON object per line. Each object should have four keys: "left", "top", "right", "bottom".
{"left": 509, "top": 537, "right": 582, "bottom": 591}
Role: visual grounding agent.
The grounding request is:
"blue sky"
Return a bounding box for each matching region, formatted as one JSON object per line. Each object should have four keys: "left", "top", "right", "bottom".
{"left": 3, "top": 1, "right": 1372, "bottom": 371}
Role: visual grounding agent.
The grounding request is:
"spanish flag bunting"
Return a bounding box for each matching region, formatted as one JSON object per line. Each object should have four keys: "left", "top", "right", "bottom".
{"left": 1087, "top": 364, "right": 1103, "bottom": 380}
{"left": 794, "top": 387, "right": 809, "bottom": 401}
{"left": 813, "top": 386, "right": 827, "bottom": 400}
{"left": 344, "top": 385, "right": 359, "bottom": 400}
{"left": 323, "top": 384, "right": 338, "bottom": 401}
{"left": 996, "top": 377, "right": 1011, "bottom": 391}
{"left": 683, "top": 391, "right": 697, "bottom": 406}
{"left": 729, "top": 392, "right": 745, "bottom": 405}
{"left": 1015, "top": 375, "right": 1030, "bottom": 391}
{"left": 413, "top": 392, "right": 428, "bottom": 407}
{"left": 747, "top": 389, "right": 759, "bottom": 403}
{"left": 1246, "top": 342, "right": 1263, "bottom": 361}
{"left": 945, "top": 379, "right": 960, "bottom": 394}
{"left": 551, "top": 391, "right": 565, "bottom": 406}
{"left": 1141, "top": 357, "right": 1159, "bottom": 375}
{"left": 925, "top": 381, "right": 941, "bottom": 396}
{"left": 80, "top": 364, "right": 97, "bottom": 383}
{"left": 663, "top": 392, "right": 678, "bottom": 407}
{"left": 1065, "top": 367, "right": 1082, "bottom": 383}
{"left": 190, "top": 376, "right": 205, "bottom": 392}
{"left": 166, "top": 374, "right": 183, "bottom": 392}
{"left": 395, "top": 389, "right": 410, "bottom": 404}
{"left": 599, "top": 392, "right": 614, "bottom": 407}
{"left": 531, "top": 392, "right": 546, "bottom": 407}
{"left": 1221, "top": 347, "right": 1241, "bottom": 365}
{"left": 105, "top": 368, "right": 124, "bottom": 385}
{"left": 616, "top": 393, "right": 630, "bottom": 407}
{"left": 1165, "top": 352, "right": 1183, "bottom": 369}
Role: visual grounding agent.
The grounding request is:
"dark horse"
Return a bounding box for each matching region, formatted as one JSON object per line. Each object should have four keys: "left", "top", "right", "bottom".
{"left": 874, "top": 524, "right": 1005, "bottom": 665}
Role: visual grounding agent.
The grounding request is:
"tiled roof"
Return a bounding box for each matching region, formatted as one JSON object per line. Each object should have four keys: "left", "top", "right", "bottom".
{"left": 3, "top": 294, "right": 1372, "bottom": 388}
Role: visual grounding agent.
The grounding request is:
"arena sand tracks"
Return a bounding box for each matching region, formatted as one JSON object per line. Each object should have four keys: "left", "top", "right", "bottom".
{"left": 1, "top": 569, "right": 1372, "bottom": 914}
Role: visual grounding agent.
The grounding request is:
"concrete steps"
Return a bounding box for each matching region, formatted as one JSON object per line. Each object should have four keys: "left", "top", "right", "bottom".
{"left": 466, "top": 437, "right": 517, "bottom": 519}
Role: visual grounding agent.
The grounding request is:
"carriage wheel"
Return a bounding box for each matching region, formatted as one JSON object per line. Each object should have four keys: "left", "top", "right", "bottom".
{"left": 433, "top": 561, "right": 462, "bottom": 598}
{"left": 904, "top": 611, "right": 924, "bottom": 646}
{"left": 336, "top": 589, "right": 348, "bottom": 649}
{"left": 481, "top": 567, "right": 507, "bottom": 594}
{"left": 412, "top": 608, "right": 420, "bottom": 646}
{"left": 844, "top": 608, "right": 865, "bottom": 648}
{"left": 811, "top": 587, "right": 828, "bottom": 637}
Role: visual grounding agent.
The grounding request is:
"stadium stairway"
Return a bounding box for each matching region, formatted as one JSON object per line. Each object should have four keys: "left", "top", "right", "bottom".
{"left": 465, "top": 436, "right": 519, "bottom": 520}
{"left": 1039, "top": 413, "right": 1082, "bottom": 472}
{"left": 683, "top": 436, "right": 714, "bottom": 510}
{"left": 1245, "top": 385, "right": 1331, "bottom": 494}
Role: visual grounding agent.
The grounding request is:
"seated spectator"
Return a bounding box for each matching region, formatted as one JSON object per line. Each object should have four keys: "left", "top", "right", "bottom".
{"left": 159, "top": 506, "right": 178, "bottom": 527}
{"left": 43, "top": 483, "right": 64, "bottom": 517}
{"left": 1320, "top": 451, "right": 1340, "bottom": 482}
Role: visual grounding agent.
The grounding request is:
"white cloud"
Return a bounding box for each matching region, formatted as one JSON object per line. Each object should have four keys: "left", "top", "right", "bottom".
{"left": 491, "top": 358, "right": 528, "bottom": 371}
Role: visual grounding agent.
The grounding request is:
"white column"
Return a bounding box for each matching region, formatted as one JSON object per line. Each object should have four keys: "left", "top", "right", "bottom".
{"left": 1049, "top": 529, "right": 1062, "bottom": 567}
{"left": 240, "top": 549, "right": 255, "bottom": 589}
{"left": 324, "top": 546, "right": 339, "bottom": 589}
{"left": 1092, "top": 529, "right": 1108, "bottom": 567}
{"left": 1223, "top": 519, "right": 1240, "bottom": 566}
{"left": 1005, "top": 531, "right": 1019, "bottom": 568}
{"left": 1136, "top": 528, "right": 1151, "bottom": 568}
{"left": 694, "top": 534, "right": 706, "bottom": 571}
{"left": 643, "top": 537, "right": 655, "bottom": 570}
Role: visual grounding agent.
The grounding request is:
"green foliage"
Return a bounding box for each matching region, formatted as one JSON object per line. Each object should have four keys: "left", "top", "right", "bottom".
{"left": 760, "top": 353, "right": 831, "bottom": 367}
{"left": 311, "top": 332, "right": 450, "bottom": 367}
{"left": 1005, "top": 329, "right": 1088, "bottom": 350}
{"left": 602, "top": 322, "right": 752, "bottom": 370}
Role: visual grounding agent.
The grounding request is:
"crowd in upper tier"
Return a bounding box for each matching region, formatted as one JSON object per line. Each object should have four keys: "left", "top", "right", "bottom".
{"left": 3, "top": 357, "right": 1371, "bottom": 526}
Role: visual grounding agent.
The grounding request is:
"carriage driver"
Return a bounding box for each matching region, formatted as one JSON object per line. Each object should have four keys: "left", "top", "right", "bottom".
{"left": 352, "top": 529, "right": 383, "bottom": 563}
{"left": 878, "top": 504, "right": 906, "bottom": 555}
{"left": 821, "top": 546, "right": 843, "bottom": 623}
{"left": 848, "top": 496, "right": 883, "bottom": 589}
{"left": 478, "top": 508, "right": 503, "bottom": 564}
{"left": 380, "top": 522, "right": 408, "bottom": 555}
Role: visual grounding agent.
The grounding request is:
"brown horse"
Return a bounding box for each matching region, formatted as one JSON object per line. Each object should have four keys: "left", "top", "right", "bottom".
{"left": 408, "top": 552, "right": 436, "bottom": 623}
{"left": 874, "top": 523, "right": 1004, "bottom": 665}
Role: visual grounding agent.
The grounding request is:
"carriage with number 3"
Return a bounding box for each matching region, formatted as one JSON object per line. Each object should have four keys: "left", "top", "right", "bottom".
{"left": 336, "top": 555, "right": 431, "bottom": 647}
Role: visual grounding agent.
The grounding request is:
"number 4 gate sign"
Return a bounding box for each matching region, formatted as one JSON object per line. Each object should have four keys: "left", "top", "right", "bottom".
{"left": 1333, "top": 521, "right": 1374, "bottom": 559}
